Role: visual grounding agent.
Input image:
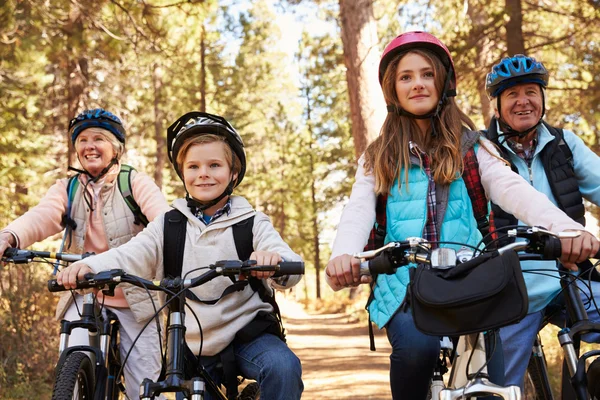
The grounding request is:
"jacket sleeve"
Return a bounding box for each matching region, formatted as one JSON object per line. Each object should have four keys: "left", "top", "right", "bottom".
{"left": 131, "top": 172, "right": 171, "bottom": 222}
{"left": 1, "top": 179, "right": 69, "bottom": 248}
{"left": 330, "top": 155, "right": 377, "bottom": 259}
{"left": 563, "top": 129, "right": 600, "bottom": 206}
{"left": 82, "top": 213, "right": 166, "bottom": 280}
{"left": 252, "top": 212, "right": 302, "bottom": 290}
{"left": 476, "top": 137, "right": 584, "bottom": 233}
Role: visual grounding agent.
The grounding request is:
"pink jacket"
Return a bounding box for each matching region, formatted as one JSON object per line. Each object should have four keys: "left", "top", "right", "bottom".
{"left": 2, "top": 163, "right": 170, "bottom": 319}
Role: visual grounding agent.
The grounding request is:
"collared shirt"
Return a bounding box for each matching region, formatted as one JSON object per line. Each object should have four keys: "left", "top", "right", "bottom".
{"left": 507, "top": 136, "right": 538, "bottom": 166}
{"left": 409, "top": 142, "right": 439, "bottom": 248}
{"left": 193, "top": 199, "right": 232, "bottom": 225}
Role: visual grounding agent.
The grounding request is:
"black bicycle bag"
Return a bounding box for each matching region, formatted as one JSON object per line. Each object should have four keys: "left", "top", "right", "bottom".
{"left": 408, "top": 250, "right": 528, "bottom": 336}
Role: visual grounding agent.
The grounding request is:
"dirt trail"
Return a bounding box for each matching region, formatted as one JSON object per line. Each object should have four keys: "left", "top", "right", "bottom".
{"left": 280, "top": 298, "right": 392, "bottom": 400}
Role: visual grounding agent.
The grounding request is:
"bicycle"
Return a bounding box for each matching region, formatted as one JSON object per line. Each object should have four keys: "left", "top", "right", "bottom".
{"left": 524, "top": 262, "right": 600, "bottom": 399}
{"left": 353, "top": 226, "right": 595, "bottom": 400}
{"left": 47, "top": 258, "right": 304, "bottom": 400}
{"left": 2, "top": 247, "right": 126, "bottom": 400}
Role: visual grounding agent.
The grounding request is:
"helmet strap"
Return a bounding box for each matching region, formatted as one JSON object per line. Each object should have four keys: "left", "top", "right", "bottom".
{"left": 386, "top": 65, "right": 454, "bottom": 137}
{"left": 496, "top": 87, "right": 546, "bottom": 143}
{"left": 185, "top": 175, "right": 236, "bottom": 212}
{"left": 68, "top": 157, "right": 118, "bottom": 212}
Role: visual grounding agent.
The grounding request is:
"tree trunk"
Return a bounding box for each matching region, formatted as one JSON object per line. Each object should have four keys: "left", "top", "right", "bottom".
{"left": 199, "top": 24, "right": 207, "bottom": 113}
{"left": 505, "top": 0, "right": 526, "bottom": 55}
{"left": 338, "top": 0, "right": 386, "bottom": 160}
{"left": 467, "top": 0, "right": 494, "bottom": 125}
{"left": 153, "top": 63, "right": 165, "bottom": 189}
{"left": 64, "top": 5, "right": 88, "bottom": 169}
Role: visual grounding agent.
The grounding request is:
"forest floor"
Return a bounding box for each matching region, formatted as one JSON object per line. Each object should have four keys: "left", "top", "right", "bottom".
{"left": 280, "top": 297, "right": 392, "bottom": 400}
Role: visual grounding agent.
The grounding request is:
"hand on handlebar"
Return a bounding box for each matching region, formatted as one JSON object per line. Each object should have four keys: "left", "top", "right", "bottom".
{"left": 559, "top": 230, "right": 600, "bottom": 271}
{"left": 56, "top": 262, "right": 94, "bottom": 290}
{"left": 238, "top": 251, "right": 282, "bottom": 280}
{"left": 325, "top": 254, "right": 372, "bottom": 291}
{"left": 0, "top": 232, "right": 16, "bottom": 259}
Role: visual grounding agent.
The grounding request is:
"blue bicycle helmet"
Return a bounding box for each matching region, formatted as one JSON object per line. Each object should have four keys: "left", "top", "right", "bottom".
{"left": 486, "top": 55, "right": 549, "bottom": 98}
{"left": 69, "top": 108, "right": 126, "bottom": 144}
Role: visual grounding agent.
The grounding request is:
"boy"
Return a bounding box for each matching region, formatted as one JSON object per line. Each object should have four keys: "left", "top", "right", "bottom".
{"left": 58, "top": 112, "right": 304, "bottom": 400}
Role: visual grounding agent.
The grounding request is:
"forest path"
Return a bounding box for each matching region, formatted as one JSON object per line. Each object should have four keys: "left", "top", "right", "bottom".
{"left": 280, "top": 298, "right": 392, "bottom": 400}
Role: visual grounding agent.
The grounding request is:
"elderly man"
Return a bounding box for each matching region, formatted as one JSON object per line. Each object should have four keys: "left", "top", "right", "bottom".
{"left": 483, "top": 54, "right": 600, "bottom": 390}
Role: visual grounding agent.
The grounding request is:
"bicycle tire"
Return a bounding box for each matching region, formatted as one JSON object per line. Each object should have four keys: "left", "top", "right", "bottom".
{"left": 238, "top": 382, "right": 260, "bottom": 400}
{"left": 52, "top": 352, "right": 95, "bottom": 400}
{"left": 587, "top": 357, "right": 600, "bottom": 399}
{"left": 525, "top": 351, "right": 553, "bottom": 400}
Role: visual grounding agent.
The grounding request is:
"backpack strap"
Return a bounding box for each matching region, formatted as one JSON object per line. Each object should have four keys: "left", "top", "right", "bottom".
{"left": 58, "top": 175, "right": 80, "bottom": 258}
{"left": 232, "top": 216, "right": 255, "bottom": 261}
{"left": 163, "top": 209, "right": 188, "bottom": 280}
{"left": 462, "top": 147, "right": 497, "bottom": 244}
{"left": 118, "top": 164, "right": 149, "bottom": 227}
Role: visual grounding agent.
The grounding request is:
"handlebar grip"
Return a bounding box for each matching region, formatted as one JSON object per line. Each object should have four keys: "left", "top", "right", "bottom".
{"left": 543, "top": 236, "right": 562, "bottom": 260}
{"left": 273, "top": 261, "right": 304, "bottom": 276}
{"left": 47, "top": 279, "right": 95, "bottom": 292}
{"left": 367, "top": 254, "right": 396, "bottom": 275}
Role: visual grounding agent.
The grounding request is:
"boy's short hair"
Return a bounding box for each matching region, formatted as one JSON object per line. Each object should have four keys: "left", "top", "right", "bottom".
{"left": 176, "top": 134, "right": 242, "bottom": 184}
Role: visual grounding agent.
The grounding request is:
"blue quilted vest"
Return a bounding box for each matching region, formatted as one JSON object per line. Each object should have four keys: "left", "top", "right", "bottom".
{"left": 368, "top": 164, "right": 484, "bottom": 328}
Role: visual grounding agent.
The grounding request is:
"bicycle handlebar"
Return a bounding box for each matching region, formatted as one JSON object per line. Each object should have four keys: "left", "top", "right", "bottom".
{"left": 2, "top": 248, "right": 94, "bottom": 264}
{"left": 355, "top": 227, "right": 599, "bottom": 276}
{"left": 47, "top": 260, "right": 305, "bottom": 293}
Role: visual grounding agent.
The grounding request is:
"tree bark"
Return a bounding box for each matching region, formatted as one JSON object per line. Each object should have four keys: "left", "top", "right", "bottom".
{"left": 199, "top": 24, "right": 207, "bottom": 113}
{"left": 65, "top": 5, "right": 89, "bottom": 169}
{"left": 467, "top": 0, "right": 494, "bottom": 125}
{"left": 338, "top": 0, "right": 386, "bottom": 160}
{"left": 153, "top": 63, "right": 165, "bottom": 189}
{"left": 505, "top": 0, "right": 526, "bottom": 55}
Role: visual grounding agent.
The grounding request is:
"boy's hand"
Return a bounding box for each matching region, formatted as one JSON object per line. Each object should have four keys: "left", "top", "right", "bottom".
{"left": 57, "top": 262, "right": 94, "bottom": 290}
{"left": 242, "top": 251, "right": 282, "bottom": 279}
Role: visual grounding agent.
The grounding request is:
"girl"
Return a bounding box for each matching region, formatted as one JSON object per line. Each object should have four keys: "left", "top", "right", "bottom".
{"left": 325, "top": 31, "right": 598, "bottom": 399}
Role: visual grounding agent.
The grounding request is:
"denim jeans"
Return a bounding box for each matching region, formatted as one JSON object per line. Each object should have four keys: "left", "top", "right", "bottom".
{"left": 200, "top": 333, "right": 303, "bottom": 400}
{"left": 500, "top": 279, "right": 600, "bottom": 390}
{"left": 386, "top": 308, "right": 441, "bottom": 399}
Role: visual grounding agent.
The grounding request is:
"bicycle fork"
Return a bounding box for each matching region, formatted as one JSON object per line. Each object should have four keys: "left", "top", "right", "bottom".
{"left": 140, "top": 311, "right": 216, "bottom": 400}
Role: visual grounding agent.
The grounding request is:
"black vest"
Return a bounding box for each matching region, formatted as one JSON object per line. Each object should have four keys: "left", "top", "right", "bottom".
{"left": 484, "top": 118, "right": 585, "bottom": 241}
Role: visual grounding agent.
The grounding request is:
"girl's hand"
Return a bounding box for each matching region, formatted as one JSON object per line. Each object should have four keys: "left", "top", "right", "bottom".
{"left": 57, "top": 262, "right": 94, "bottom": 290}
{"left": 325, "top": 254, "right": 371, "bottom": 291}
{"left": 559, "top": 230, "right": 600, "bottom": 271}
{"left": 245, "top": 251, "right": 282, "bottom": 279}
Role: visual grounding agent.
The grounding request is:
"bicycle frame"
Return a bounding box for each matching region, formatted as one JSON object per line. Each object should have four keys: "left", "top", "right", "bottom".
{"left": 139, "top": 270, "right": 229, "bottom": 400}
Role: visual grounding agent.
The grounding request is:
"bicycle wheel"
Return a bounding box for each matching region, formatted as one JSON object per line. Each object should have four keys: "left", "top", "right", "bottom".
{"left": 587, "top": 357, "right": 600, "bottom": 399}
{"left": 525, "top": 351, "right": 553, "bottom": 400}
{"left": 52, "top": 352, "right": 96, "bottom": 400}
{"left": 238, "top": 382, "right": 260, "bottom": 400}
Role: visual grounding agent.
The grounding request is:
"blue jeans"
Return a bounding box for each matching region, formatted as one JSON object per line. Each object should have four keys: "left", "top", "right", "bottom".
{"left": 500, "top": 279, "right": 600, "bottom": 390}
{"left": 201, "top": 333, "right": 303, "bottom": 400}
{"left": 386, "top": 308, "right": 441, "bottom": 399}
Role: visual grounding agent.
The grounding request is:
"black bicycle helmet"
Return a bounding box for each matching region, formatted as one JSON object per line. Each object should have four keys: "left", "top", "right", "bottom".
{"left": 167, "top": 111, "right": 246, "bottom": 186}
{"left": 485, "top": 55, "right": 549, "bottom": 98}
{"left": 69, "top": 108, "right": 126, "bottom": 144}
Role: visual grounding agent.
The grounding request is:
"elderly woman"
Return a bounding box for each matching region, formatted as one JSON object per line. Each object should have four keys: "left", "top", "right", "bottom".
{"left": 0, "top": 108, "right": 170, "bottom": 395}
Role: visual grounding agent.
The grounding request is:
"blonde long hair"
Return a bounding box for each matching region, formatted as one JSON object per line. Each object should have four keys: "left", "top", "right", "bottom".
{"left": 364, "top": 49, "right": 476, "bottom": 195}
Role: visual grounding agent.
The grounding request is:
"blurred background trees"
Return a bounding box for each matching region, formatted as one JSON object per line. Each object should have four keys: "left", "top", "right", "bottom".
{"left": 1, "top": 0, "right": 598, "bottom": 396}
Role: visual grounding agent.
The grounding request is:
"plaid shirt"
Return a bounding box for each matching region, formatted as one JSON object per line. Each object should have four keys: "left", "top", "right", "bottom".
{"left": 508, "top": 137, "right": 538, "bottom": 166}
{"left": 193, "top": 199, "right": 232, "bottom": 225}
{"left": 410, "top": 142, "right": 439, "bottom": 247}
